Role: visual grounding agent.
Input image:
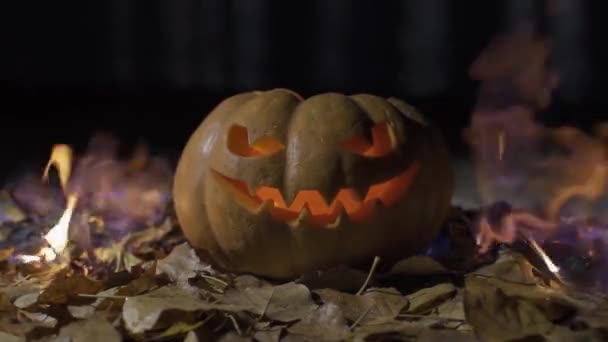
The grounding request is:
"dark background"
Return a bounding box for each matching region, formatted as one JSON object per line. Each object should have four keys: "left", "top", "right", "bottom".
{"left": 0, "top": 0, "right": 604, "bottom": 181}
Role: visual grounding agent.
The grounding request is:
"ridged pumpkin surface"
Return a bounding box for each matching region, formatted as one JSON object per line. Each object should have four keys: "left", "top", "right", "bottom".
{"left": 173, "top": 89, "right": 453, "bottom": 278}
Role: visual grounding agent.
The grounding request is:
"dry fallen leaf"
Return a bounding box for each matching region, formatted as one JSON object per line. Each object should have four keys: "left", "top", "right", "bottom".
{"left": 405, "top": 283, "right": 457, "bottom": 314}
{"left": 315, "top": 287, "right": 408, "bottom": 325}
{"left": 156, "top": 242, "right": 213, "bottom": 286}
{"left": 0, "top": 331, "right": 25, "bottom": 342}
{"left": 38, "top": 272, "right": 103, "bottom": 305}
{"left": 122, "top": 285, "right": 251, "bottom": 334}
{"left": 464, "top": 275, "right": 573, "bottom": 341}
{"left": 57, "top": 316, "right": 121, "bottom": 342}
{"left": 286, "top": 303, "right": 351, "bottom": 341}
{"left": 253, "top": 327, "right": 283, "bottom": 342}
{"left": 221, "top": 281, "right": 318, "bottom": 322}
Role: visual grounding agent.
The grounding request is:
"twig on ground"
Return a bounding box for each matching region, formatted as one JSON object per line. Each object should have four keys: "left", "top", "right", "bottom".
{"left": 356, "top": 256, "right": 381, "bottom": 296}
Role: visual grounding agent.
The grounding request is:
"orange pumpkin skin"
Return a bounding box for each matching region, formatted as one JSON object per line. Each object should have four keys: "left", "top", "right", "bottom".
{"left": 173, "top": 89, "right": 453, "bottom": 279}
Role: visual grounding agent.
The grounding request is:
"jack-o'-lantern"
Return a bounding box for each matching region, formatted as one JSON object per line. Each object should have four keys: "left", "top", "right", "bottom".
{"left": 173, "top": 89, "right": 453, "bottom": 278}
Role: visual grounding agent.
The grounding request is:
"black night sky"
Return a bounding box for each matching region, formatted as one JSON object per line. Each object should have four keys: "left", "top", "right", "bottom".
{"left": 1, "top": 1, "right": 606, "bottom": 181}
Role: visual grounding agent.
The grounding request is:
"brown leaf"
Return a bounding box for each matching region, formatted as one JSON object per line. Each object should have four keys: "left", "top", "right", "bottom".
{"left": 122, "top": 285, "right": 251, "bottom": 334}
{"left": 286, "top": 303, "right": 351, "bottom": 341}
{"left": 57, "top": 316, "right": 121, "bottom": 342}
{"left": 463, "top": 275, "right": 568, "bottom": 341}
{"left": 221, "top": 282, "right": 318, "bottom": 322}
{"left": 156, "top": 242, "right": 213, "bottom": 286}
{"left": 315, "top": 287, "right": 408, "bottom": 325}
{"left": 0, "top": 332, "right": 25, "bottom": 342}
{"left": 38, "top": 272, "right": 103, "bottom": 305}
{"left": 405, "top": 283, "right": 457, "bottom": 314}
{"left": 253, "top": 327, "right": 283, "bottom": 342}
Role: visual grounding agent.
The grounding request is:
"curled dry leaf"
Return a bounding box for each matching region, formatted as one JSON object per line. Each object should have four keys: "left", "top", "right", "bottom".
{"left": 221, "top": 282, "right": 318, "bottom": 322}
{"left": 472, "top": 248, "right": 538, "bottom": 285}
{"left": 463, "top": 275, "right": 581, "bottom": 341}
{"left": 405, "top": 283, "right": 457, "bottom": 314}
{"left": 57, "top": 316, "right": 121, "bottom": 342}
{"left": 156, "top": 242, "right": 213, "bottom": 284}
{"left": 286, "top": 303, "right": 351, "bottom": 341}
{"left": 315, "top": 287, "right": 408, "bottom": 325}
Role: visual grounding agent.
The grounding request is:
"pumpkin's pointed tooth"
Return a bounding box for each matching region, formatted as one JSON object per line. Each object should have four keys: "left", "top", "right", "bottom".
{"left": 289, "top": 206, "right": 311, "bottom": 227}
{"left": 326, "top": 211, "right": 347, "bottom": 229}
{"left": 254, "top": 199, "right": 272, "bottom": 214}
{"left": 324, "top": 202, "right": 345, "bottom": 229}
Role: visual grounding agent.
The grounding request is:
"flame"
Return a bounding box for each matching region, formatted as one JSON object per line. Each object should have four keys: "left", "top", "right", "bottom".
{"left": 526, "top": 235, "right": 560, "bottom": 273}
{"left": 43, "top": 194, "right": 78, "bottom": 254}
{"left": 42, "top": 144, "right": 77, "bottom": 256}
{"left": 43, "top": 144, "right": 73, "bottom": 193}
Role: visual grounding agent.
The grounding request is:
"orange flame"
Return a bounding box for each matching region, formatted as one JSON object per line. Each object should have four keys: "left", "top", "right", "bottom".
{"left": 42, "top": 144, "right": 77, "bottom": 256}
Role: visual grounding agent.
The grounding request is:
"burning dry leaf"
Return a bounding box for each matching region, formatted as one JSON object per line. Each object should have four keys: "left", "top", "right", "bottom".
{"left": 286, "top": 303, "right": 350, "bottom": 341}
{"left": 315, "top": 287, "right": 408, "bottom": 325}
{"left": 472, "top": 248, "right": 538, "bottom": 284}
{"left": 463, "top": 275, "right": 580, "bottom": 341}
{"left": 56, "top": 316, "right": 121, "bottom": 342}
{"left": 221, "top": 282, "right": 318, "bottom": 322}
{"left": 122, "top": 285, "right": 251, "bottom": 334}
{"left": 404, "top": 283, "right": 457, "bottom": 314}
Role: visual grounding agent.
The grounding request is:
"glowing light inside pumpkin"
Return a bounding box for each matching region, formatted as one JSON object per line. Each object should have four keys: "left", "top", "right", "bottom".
{"left": 227, "top": 125, "right": 285, "bottom": 157}
{"left": 213, "top": 162, "right": 420, "bottom": 226}
{"left": 341, "top": 122, "right": 395, "bottom": 157}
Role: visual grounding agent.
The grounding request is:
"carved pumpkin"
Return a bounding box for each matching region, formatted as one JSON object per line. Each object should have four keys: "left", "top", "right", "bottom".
{"left": 173, "top": 89, "right": 453, "bottom": 278}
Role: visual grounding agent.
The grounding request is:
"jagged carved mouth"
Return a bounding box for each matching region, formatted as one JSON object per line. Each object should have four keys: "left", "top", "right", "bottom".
{"left": 211, "top": 162, "right": 420, "bottom": 227}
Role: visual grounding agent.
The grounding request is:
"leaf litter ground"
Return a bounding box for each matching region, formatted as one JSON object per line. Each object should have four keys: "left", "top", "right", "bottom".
{"left": 1, "top": 202, "right": 608, "bottom": 341}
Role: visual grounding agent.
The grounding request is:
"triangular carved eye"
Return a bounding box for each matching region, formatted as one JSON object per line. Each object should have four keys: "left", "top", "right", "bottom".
{"left": 341, "top": 122, "right": 395, "bottom": 158}
{"left": 227, "top": 125, "right": 285, "bottom": 157}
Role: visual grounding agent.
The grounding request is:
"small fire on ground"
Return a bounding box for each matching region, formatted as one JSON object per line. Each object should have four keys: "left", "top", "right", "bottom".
{"left": 466, "top": 23, "right": 608, "bottom": 290}
{"left": 9, "top": 133, "right": 174, "bottom": 269}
